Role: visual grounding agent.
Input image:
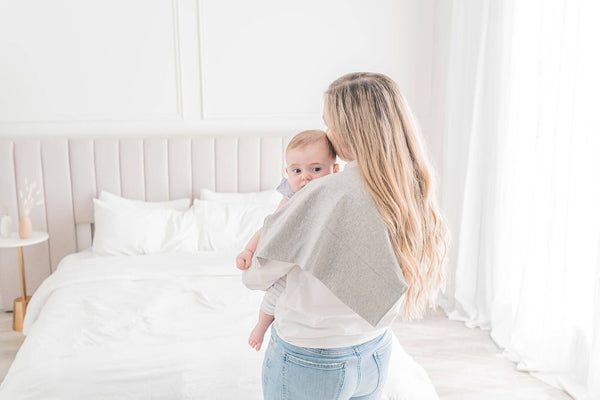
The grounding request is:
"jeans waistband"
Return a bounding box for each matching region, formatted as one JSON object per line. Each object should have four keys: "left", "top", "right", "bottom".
{"left": 270, "top": 326, "right": 391, "bottom": 357}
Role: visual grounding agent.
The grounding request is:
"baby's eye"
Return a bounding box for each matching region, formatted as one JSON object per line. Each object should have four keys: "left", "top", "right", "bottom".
{"left": 312, "top": 167, "right": 322, "bottom": 173}
{"left": 292, "top": 169, "right": 301, "bottom": 174}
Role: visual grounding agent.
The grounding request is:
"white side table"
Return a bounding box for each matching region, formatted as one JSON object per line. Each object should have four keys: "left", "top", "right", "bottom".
{"left": 0, "top": 231, "right": 49, "bottom": 332}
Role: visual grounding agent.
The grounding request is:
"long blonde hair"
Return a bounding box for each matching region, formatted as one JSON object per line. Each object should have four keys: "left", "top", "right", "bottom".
{"left": 325, "top": 72, "right": 448, "bottom": 320}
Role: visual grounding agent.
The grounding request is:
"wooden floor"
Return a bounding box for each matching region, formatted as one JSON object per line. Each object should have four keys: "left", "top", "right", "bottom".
{"left": 0, "top": 309, "right": 572, "bottom": 399}
{"left": 0, "top": 311, "right": 25, "bottom": 383}
{"left": 392, "top": 310, "right": 572, "bottom": 400}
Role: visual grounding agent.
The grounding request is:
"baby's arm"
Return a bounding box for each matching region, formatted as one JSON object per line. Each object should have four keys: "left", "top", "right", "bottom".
{"left": 236, "top": 197, "right": 288, "bottom": 270}
{"left": 235, "top": 230, "right": 261, "bottom": 270}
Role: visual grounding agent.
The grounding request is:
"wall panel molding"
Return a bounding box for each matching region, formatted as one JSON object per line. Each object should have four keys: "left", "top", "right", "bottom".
{"left": 1, "top": 0, "right": 437, "bottom": 142}
{"left": 172, "top": 0, "right": 184, "bottom": 119}
{"left": 0, "top": 1, "right": 187, "bottom": 124}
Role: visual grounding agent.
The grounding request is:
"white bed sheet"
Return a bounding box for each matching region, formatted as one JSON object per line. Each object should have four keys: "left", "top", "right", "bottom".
{"left": 0, "top": 251, "right": 438, "bottom": 400}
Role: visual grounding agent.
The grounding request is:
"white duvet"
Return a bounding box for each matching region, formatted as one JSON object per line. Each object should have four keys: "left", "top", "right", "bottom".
{"left": 0, "top": 251, "right": 438, "bottom": 400}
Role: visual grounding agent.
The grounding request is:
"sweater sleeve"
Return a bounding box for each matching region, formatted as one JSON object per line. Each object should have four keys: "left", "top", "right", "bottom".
{"left": 242, "top": 258, "right": 295, "bottom": 291}
{"left": 260, "top": 276, "right": 287, "bottom": 315}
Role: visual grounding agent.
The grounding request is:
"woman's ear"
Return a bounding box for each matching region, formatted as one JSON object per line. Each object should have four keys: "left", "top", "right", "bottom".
{"left": 333, "top": 164, "right": 339, "bottom": 173}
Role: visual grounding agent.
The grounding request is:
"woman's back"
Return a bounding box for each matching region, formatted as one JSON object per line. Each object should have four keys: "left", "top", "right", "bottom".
{"left": 245, "top": 161, "right": 407, "bottom": 347}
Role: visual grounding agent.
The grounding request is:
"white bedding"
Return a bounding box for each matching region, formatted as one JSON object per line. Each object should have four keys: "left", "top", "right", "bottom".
{"left": 0, "top": 251, "right": 438, "bottom": 400}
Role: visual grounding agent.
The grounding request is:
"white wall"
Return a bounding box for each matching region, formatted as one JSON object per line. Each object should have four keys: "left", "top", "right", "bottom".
{"left": 0, "top": 0, "right": 442, "bottom": 138}
{"left": 0, "top": 0, "right": 450, "bottom": 308}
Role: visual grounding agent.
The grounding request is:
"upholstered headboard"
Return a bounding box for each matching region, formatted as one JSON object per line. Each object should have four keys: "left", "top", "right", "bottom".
{"left": 0, "top": 134, "right": 292, "bottom": 310}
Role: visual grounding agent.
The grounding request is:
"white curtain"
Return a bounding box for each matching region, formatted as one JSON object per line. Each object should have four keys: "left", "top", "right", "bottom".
{"left": 440, "top": 1, "right": 600, "bottom": 399}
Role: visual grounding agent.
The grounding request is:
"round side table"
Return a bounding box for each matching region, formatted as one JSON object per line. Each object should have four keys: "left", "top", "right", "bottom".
{"left": 0, "top": 231, "right": 49, "bottom": 332}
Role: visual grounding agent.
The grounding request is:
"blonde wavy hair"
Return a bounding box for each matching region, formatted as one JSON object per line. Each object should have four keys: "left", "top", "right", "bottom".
{"left": 325, "top": 72, "right": 448, "bottom": 320}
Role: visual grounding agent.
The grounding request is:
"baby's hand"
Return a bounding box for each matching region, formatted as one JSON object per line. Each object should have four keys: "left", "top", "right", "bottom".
{"left": 236, "top": 249, "right": 253, "bottom": 270}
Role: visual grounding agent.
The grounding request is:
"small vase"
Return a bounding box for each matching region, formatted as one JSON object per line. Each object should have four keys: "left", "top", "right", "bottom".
{"left": 0, "top": 215, "right": 11, "bottom": 238}
{"left": 19, "top": 215, "right": 32, "bottom": 239}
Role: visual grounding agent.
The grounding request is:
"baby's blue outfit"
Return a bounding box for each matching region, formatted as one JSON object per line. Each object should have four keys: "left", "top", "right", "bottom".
{"left": 276, "top": 178, "right": 295, "bottom": 199}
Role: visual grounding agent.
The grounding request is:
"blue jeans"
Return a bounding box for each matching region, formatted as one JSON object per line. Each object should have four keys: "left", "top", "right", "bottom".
{"left": 262, "top": 327, "right": 392, "bottom": 400}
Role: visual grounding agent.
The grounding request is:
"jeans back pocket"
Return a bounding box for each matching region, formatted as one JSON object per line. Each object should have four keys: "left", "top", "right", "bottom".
{"left": 282, "top": 352, "right": 346, "bottom": 400}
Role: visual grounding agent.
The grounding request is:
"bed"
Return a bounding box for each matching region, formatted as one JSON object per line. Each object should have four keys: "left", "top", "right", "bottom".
{"left": 0, "top": 135, "right": 439, "bottom": 399}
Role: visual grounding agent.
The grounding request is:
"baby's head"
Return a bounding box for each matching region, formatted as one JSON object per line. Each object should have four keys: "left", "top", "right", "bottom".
{"left": 285, "top": 130, "right": 339, "bottom": 192}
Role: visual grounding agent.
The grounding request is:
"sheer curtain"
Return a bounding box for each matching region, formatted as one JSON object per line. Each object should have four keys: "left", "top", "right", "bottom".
{"left": 440, "top": 1, "right": 600, "bottom": 399}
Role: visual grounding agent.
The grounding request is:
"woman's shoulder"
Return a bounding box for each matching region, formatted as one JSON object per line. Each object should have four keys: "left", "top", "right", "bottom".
{"left": 309, "top": 164, "right": 366, "bottom": 201}
{"left": 295, "top": 165, "right": 378, "bottom": 219}
{"left": 311, "top": 163, "right": 361, "bottom": 191}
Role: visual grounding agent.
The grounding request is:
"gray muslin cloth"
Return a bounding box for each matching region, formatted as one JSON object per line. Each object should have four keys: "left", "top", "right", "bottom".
{"left": 254, "top": 162, "right": 408, "bottom": 327}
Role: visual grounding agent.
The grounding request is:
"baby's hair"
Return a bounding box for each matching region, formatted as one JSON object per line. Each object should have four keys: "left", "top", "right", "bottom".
{"left": 286, "top": 130, "right": 336, "bottom": 161}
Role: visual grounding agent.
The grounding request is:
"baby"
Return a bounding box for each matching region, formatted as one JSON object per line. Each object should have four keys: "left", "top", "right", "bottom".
{"left": 236, "top": 129, "right": 338, "bottom": 350}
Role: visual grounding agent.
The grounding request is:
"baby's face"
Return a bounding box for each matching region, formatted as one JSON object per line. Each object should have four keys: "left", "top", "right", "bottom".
{"left": 285, "top": 141, "right": 339, "bottom": 193}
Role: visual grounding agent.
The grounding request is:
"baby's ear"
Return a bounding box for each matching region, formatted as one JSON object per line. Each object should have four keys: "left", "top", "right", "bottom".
{"left": 333, "top": 164, "right": 339, "bottom": 173}
{"left": 284, "top": 167, "right": 289, "bottom": 176}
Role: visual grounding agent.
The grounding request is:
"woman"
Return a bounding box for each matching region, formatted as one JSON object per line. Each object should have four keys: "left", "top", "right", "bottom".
{"left": 243, "top": 72, "right": 448, "bottom": 400}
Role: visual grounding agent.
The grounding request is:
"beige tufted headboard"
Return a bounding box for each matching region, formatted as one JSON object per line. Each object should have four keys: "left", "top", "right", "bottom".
{"left": 0, "top": 134, "right": 292, "bottom": 310}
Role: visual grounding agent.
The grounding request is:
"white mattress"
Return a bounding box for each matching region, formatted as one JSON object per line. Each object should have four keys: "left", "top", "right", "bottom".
{"left": 0, "top": 251, "right": 438, "bottom": 399}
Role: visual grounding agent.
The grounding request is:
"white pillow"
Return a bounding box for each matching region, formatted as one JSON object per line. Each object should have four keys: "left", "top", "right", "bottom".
{"left": 92, "top": 199, "right": 197, "bottom": 256}
{"left": 99, "top": 191, "right": 190, "bottom": 211}
{"left": 199, "top": 189, "right": 282, "bottom": 207}
{"left": 192, "top": 199, "right": 276, "bottom": 252}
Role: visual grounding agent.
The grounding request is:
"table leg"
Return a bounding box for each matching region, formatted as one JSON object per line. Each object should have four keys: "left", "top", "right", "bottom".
{"left": 13, "top": 296, "right": 31, "bottom": 332}
{"left": 17, "top": 246, "right": 27, "bottom": 301}
{"left": 13, "top": 246, "right": 30, "bottom": 332}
